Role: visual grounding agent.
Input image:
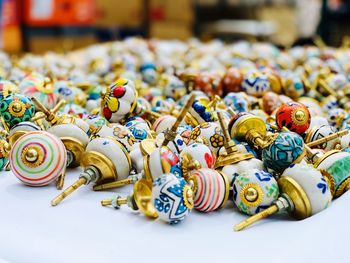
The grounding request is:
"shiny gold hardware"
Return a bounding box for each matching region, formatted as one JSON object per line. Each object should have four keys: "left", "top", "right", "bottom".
{"left": 101, "top": 179, "right": 158, "bottom": 218}
{"left": 162, "top": 93, "right": 196, "bottom": 147}
{"left": 31, "top": 98, "right": 66, "bottom": 125}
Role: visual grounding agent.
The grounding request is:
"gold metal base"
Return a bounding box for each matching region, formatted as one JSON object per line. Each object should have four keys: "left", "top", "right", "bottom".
{"left": 61, "top": 137, "right": 86, "bottom": 168}
{"left": 140, "top": 139, "right": 157, "bottom": 156}
{"left": 278, "top": 176, "right": 311, "bottom": 220}
{"left": 133, "top": 179, "right": 158, "bottom": 219}
{"left": 214, "top": 152, "right": 254, "bottom": 169}
{"left": 8, "top": 131, "right": 26, "bottom": 146}
{"left": 80, "top": 151, "right": 118, "bottom": 185}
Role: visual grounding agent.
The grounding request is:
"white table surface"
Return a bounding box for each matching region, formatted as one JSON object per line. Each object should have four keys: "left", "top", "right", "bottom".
{"left": 0, "top": 168, "right": 349, "bottom": 263}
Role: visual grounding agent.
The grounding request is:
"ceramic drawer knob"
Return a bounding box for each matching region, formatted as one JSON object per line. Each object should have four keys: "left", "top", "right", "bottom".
{"left": 145, "top": 146, "right": 180, "bottom": 181}
{"left": 189, "top": 122, "right": 224, "bottom": 156}
{"left": 233, "top": 169, "right": 279, "bottom": 215}
{"left": 0, "top": 94, "right": 35, "bottom": 129}
{"left": 180, "top": 143, "right": 215, "bottom": 169}
{"left": 92, "top": 123, "right": 136, "bottom": 152}
{"left": 156, "top": 133, "right": 185, "bottom": 155}
{"left": 315, "top": 151, "right": 350, "bottom": 197}
{"left": 8, "top": 121, "right": 41, "bottom": 146}
{"left": 0, "top": 80, "right": 19, "bottom": 100}
{"left": 275, "top": 102, "right": 311, "bottom": 134}
{"left": 262, "top": 132, "right": 305, "bottom": 173}
{"left": 189, "top": 168, "right": 229, "bottom": 212}
{"left": 186, "top": 98, "right": 216, "bottom": 126}
{"left": 9, "top": 131, "right": 67, "bottom": 186}
{"left": 221, "top": 158, "right": 264, "bottom": 186}
{"left": 101, "top": 78, "right": 137, "bottom": 122}
{"left": 234, "top": 163, "right": 332, "bottom": 231}
{"left": 152, "top": 173, "right": 193, "bottom": 224}
{"left": 241, "top": 71, "right": 270, "bottom": 97}
{"left": 85, "top": 114, "right": 109, "bottom": 134}
{"left": 19, "top": 73, "right": 58, "bottom": 110}
{"left": 51, "top": 137, "right": 131, "bottom": 206}
{"left": 305, "top": 125, "right": 341, "bottom": 151}
{"left": 152, "top": 115, "right": 177, "bottom": 134}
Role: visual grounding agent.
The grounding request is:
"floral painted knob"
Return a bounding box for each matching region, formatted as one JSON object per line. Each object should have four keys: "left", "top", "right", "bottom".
{"left": 189, "top": 122, "right": 224, "bottom": 156}
{"left": 19, "top": 73, "right": 58, "bottom": 109}
{"left": 180, "top": 143, "right": 215, "bottom": 169}
{"left": 221, "top": 158, "right": 264, "bottom": 186}
{"left": 233, "top": 169, "right": 279, "bottom": 215}
{"left": 101, "top": 79, "right": 137, "bottom": 123}
{"left": 92, "top": 123, "right": 136, "bottom": 152}
{"left": 262, "top": 92, "right": 282, "bottom": 115}
{"left": 0, "top": 94, "right": 35, "bottom": 129}
{"left": 59, "top": 103, "right": 88, "bottom": 119}
{"left": 262, "top": 132, "right": 305, "bottom": 173}
{"left": 152, "top": 173, "right": 193, "bottom": 224}
{"left": 9, "top": 131, "right": 67, "bottom": 186}
{"left": 125, "top": 118, "right": 153, "bottom": 142}
{"left": 188, "top": 168, "right": 229, "bottom": 212}
{"left": 85, "top": 114, "right": 109, "bottom": 134}
{"left": 275, "top": 102, "right": 311, "bottom": 134}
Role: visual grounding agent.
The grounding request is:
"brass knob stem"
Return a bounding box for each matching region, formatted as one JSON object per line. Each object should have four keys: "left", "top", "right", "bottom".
{"left": 217, "top": 111, "right": 238, "bottom": 154}
{"left": 162, "top": 93, "right": 195, "bottom": 147}
{"left": 234, "top": 204, "right": 279, "bottom": 231}
{"left": 93, "top": 173, "right": 141, "bottom": 191}
{"left": 306, "top": 130, "right": 348, "bottom": 148}
{"left": 51, "top": 177, "right": 87, "bottom": 206}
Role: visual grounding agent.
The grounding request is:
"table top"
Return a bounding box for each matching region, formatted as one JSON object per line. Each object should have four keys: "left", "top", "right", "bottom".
{"left": 0, "top": 168, "right": 348, "bottom": 263}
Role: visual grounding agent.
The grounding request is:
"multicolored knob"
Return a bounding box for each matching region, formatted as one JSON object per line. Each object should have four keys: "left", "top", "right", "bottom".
{"left": 92, "top": 123, "right": 136, "bottom": 152}
{"left": 19, "top": 73, "right": 58, "bottom": 109}
{"left": 241, "top": 71, "right": 270, "bottom": 97}
{"left": 233, "top": 169, "right": 279, "bottom": 215}
{"left": 194, "top": 72, "right": 223, "bottom": 97}
{"left": 221, "top": 158, "right": 264, "bottom": 186}
{"left": 0, "top": 80, "right": 19, "bottom": 100}
{"left": 145, "top": 146, "right": 180, "bottom": 181}
{"left": 261, "top": 92, "right": 282, "bottom": 115}
{"left": 221, "top": 67, "right": 243, "bottom": 94}
{"left": 152, "top": 173, "right": 193, "bottom": 224}
{"left": 59, "top": 103, "right": 88, "bottom": 119}
{"left": 0, "top": 94, "right": 35, "bottom": 129}
{"left": 85, "top": 114, "right": 109, "bottom": 134}
{"left": 156, "top": 132, "right": 185, "bottom": 155}
{"left": 315, "top": 151, "right": 350, "bottom": 197}
{"left": 180, "top": 143, "right": 215, "bottom": 169}
{"left": 234, "top": 163, "right": 332, "bottom": 231}
{"left": 262, "top": 132, "right": 305, "bottom": 173}
{"left": 223, "top": 92, "right": 249, "bottom": 113}
{"left": 163, "top": 75, "right": 186, "bottom": 100}
{"left": 9, "top": 131, "right": 67, "bottom": 186}
{"left": 125, "top": 118, "right": 153, "bottom": 142}
{"left": 151, "top": 115, "right": 176, "bottom": 134}
{"left": 188, "top": 168, "right": 229, "bottom": 212}
{"left": 55, "top": 83, "right": 87, "bottom": 106}
{"left": 140, "top": 62, "right": 157, "bottom": 85}
{"left": 275, "top": 102, "right": 311, "bottom": 134}
{"left": 282, "top": 73, "right": 304, "bottom": 99}
{"left": 186, "top": 98, "right": 216, "bottom": 126}
{"left": 327, "top": 108, "right": 347, "bottom": 130}
{"left": 101, "top": 79, "right": 137, "bottom": 122}
{"left": 189, "top": 122, "right": 224, "bottom": 156}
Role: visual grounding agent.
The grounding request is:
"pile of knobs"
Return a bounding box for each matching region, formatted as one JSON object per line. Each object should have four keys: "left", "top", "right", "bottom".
{"left": 1, "top": 38, "right": 350, "bottom": 230}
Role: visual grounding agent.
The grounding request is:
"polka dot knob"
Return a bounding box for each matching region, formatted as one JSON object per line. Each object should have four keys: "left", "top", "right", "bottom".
{"left": 276, "top": 102, "right": 311, "bottom": 134}
{"left": 152, "top": 173, "right": 193, "bottom": 224}
{"left": 233, "top": 169, "right": 279, "bottom": 215}
{"left": 0, "top": 94, "right": 35, "bottom": 129}
{"left": 101, "top": 78, "right": 137, "bottom": 123}
{"left": 9, "top": 131, "right": 67, "bottom": 186}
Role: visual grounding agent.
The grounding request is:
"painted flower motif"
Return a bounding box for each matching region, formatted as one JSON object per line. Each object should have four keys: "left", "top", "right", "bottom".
{"left": 190, "top": 126, "right": 201, "bottom": 141}
{"left": 209, "top": 127, "right": 224, "bottom": 148}
{"left": 204, "top": 152, "right": 214, "bottom": 168}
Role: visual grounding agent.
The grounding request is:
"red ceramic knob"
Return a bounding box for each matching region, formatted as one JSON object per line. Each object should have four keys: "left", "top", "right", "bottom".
{"left": 276, "top": 102, "right": 311, "bottom": 134}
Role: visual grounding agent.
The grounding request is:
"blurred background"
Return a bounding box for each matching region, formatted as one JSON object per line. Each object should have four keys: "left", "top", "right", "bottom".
{"left": 1, "top": 0, "right": 350, "bottom": 53}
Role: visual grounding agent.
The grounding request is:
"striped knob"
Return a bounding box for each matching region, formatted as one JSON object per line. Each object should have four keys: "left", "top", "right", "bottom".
{"left": 10, "top": 131, "right": 67, "bottom": 186}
